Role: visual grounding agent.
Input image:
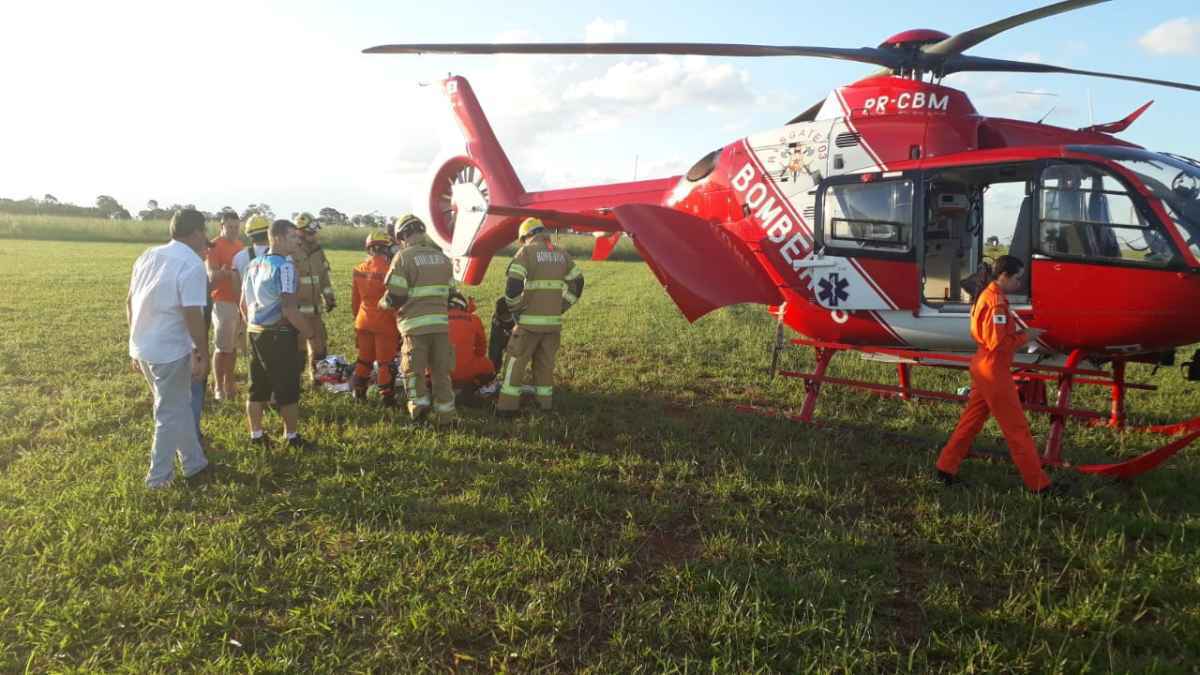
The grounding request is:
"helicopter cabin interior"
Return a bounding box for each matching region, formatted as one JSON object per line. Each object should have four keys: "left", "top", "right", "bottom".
{"left": 817, "top": 158, "right": 1180, "bottom": 313}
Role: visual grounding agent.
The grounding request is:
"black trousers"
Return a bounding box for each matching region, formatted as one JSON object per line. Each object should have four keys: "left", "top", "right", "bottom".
{"left": 249, "top": 328, "right": 301, "bottom": 405}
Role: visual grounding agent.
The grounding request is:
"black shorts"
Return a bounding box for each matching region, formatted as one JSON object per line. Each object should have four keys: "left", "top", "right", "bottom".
{"left": 249, "top": 328, "right": 301, "bottom": 405}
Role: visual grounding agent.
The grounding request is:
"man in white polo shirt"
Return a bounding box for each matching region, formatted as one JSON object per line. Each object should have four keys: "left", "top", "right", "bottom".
{"left": 127, "top": 208, "right": 211, "bottom": 488}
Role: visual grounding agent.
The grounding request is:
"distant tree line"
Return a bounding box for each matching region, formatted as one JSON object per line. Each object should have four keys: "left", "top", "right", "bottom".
{"left": 0, "top": 194, "right": 392, "bottom": 228}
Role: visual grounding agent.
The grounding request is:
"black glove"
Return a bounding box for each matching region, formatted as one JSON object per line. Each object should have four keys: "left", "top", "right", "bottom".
{"left": 494, "top": 296, "right": 512, "bottom": 322}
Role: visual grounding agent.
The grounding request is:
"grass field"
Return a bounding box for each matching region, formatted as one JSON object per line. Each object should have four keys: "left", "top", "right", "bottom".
{"left": 2, "top": 238, "right": 1199, "bottom": 672}
{"left": 0, "top": 213, "right": 642, "bottom": 261}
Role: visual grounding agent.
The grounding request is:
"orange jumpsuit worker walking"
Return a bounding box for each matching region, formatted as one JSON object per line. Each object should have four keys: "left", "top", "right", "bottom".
{"left": 350, "top": 231, "right": 400, "bottom": 406}
{"left": 935, "top": 255, "right": 1056, "bottom": 494}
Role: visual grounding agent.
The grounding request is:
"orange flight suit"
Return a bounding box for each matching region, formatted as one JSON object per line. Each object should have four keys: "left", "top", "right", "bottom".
{"left": 448, "top": 300, "right": 496, "bottom": 388}
{"left": 350, "top": 254, "right": 400, "bottom": 399}
{"left": 936, "top": 281, "right": 1052, "bottom": 492}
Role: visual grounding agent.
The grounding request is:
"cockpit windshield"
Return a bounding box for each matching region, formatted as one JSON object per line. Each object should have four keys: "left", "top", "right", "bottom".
{"left": 1069, "top": 145, "right": 1200, "bottom": 264}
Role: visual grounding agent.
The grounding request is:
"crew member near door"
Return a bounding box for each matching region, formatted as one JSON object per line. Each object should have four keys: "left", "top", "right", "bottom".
{"left": 935, "top": 255, "right": 1059, "bottom": 494}
{"left": 292, "top": 212, "right": 336, "bottom": 388}
{"left": 350, "top": 231, "right": 400, "bottom": 406}
{"left": 495, "top": 218, "right": 584, "bottom": 417}
{"left": 380, "top": 214, "right": 456, "bottom": 423}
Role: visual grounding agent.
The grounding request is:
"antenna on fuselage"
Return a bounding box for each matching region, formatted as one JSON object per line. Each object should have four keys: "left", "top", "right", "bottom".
{"left": 1015, "top": 90, "right": 1059, "bottom": 125}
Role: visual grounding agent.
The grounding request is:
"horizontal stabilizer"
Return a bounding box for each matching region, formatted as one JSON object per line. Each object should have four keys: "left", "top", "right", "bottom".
{"left": 486, "top": 205, "right": 617, "bottom": 232}
{"left": 612, "top": 204, "right": 782, "bottom": 321}
{"left": 591, "top": 232, "right": 623, "bottom": 261}
{"left": 1079, "top": 100, "right": 1153, "bottom": 135}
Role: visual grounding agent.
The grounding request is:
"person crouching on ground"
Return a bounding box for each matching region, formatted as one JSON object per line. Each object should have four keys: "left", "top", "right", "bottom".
{"left": 350, "top": 231, "right": 400, "bottom": 406}
{"left": 240, "top": 219, "right": 314, "bottom": 447}
{"left": 447, "top": 289, "right": 496, "bottom": 401}
{"left": 127, "top": 208, "right": 211, "bottom": 488}
{"left": 935, "top": 255, "right": 1060, "bottom": 495}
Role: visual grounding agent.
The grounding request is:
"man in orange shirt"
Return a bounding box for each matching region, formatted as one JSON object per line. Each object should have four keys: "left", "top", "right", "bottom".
{"left": 935, "top": 255, "right": 1058, "bottom": 495}
{"left": 448, "top": 290, "right": 496, "bottom": 393}
{"left": 350, "top": 231, "right": 400, "bottom": 406}
{"left": 206, "top": 210, "right": 244, "bottom": 401}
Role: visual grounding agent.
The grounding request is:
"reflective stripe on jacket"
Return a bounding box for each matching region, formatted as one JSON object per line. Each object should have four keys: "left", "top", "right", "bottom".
{"left": 351, "top": 254, "right": 398, "bottom": 333}
{"left": 385, "top": 236, "right": 453, "bottom": 336}
{"left": 293, "top": 244, "right": 334, "bottom": 308}
{"left": 505, "top": 235, "right": 580, "bottom": 333}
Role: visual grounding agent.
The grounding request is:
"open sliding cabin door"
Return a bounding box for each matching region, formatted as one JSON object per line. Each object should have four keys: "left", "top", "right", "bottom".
{"left": 920, "top": 163, "right": 1044, "bottom": 314}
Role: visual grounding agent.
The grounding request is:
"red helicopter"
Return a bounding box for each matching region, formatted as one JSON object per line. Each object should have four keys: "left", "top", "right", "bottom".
{"left": 366, "top": 0, "right": 1200, "bottom": 477}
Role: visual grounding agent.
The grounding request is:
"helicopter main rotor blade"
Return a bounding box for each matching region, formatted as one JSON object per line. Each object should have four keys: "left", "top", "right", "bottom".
{"left": 925, "top": 0, "right": 1110, "bottom": 57}
{"left": 940, "top": 55, "right": 1200, "bottom": 93}
{"left": 790, "top": 0, "right": 1113, "bottom": 123}
{"left": 363, "top": 42, "right": 905, "bottom": 68}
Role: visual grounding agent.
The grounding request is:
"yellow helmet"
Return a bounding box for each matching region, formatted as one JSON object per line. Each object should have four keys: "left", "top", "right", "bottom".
{"left": 365, "top": 230, "right": 391, "bottom": 251}
{"left": 245, "top": 214, "right": 270, "bottom": 237}
{"left": 518, "top": 217, "right": 546, "bottom": 239}
{"left": 394, "top": 213, "right": 425, "bottom": 240}
{"left": 296, "top": 212, "right": 318, "bottom": 232}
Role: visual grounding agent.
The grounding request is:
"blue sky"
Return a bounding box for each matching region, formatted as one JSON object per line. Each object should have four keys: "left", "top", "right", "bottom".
{"left": 2, "top": 0, "right": 1198, "bottom": 219}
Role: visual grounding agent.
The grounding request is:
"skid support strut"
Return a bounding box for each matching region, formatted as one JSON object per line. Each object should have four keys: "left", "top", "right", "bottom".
{"left": 1109, "top": 359, "right": 1127, "bottom": 428}
{"left": 1043, "top": 349, "right": 1085, "bottom": 464}
{"left": 798, "top": 348, "right": 835, "bottom": 422}
{"left": 897, "top": 363, "right": 913, "bottom": 401}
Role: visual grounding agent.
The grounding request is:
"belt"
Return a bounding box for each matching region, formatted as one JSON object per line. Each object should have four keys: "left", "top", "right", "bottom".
{"left": 250, "top": 322, "right": 297, "bottom": 335}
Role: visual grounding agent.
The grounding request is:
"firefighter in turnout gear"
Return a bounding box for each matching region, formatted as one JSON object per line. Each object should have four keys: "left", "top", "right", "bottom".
{"left": 495, "top": 218, "right": 584, "bottom": 417}
{"left": 351, "top": 231, "right": 400, "bottom": 406}
{"left": 380, "top": 214, "right": 456, "bottom": 422}
{"left": 292, "top": 212, "right": 337, "bottom": 388}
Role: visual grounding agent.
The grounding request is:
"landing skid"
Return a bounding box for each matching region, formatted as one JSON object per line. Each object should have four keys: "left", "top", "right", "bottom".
{"left": 760, "top": 339, "right": 1200, "bottom": 479}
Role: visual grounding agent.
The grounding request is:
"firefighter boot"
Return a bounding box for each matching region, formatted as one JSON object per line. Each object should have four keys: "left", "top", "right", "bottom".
{"left": 408, "top": 402, "right": 431, "bottom": 422}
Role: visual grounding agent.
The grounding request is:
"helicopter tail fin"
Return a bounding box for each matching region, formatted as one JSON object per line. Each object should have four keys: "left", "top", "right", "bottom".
{"left": 420, "top": 76, "right": 527, "bottom": 284}
{"left": 422, "top": 75, "right": 684, "bottom": 283}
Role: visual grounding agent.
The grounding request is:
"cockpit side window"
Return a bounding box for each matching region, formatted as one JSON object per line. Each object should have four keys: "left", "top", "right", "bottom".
{"left": 821, "top": 179, "right": 914, "bottom": 253}
{"left": 1037, "top": 163, "right": 1175, "bottom": 267}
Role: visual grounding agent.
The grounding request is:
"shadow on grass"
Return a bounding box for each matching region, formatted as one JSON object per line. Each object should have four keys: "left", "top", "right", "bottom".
{"left": 139, "top": 383, "right": 1200, "bottom": 669}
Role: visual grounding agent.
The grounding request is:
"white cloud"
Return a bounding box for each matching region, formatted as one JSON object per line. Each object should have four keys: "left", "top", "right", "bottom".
{"left": 584, "top": 18, "right": 628, "bottom": 43}
{"left": 563, "top": 55, "right": 753, "bottom": 112}
{"left": 0, "top": 8, "right": 776, "bottom": 217}
{"left": 1139, "top": 18, "right": 1200, "bottom": 56}
{"left": 441, "top": 40, "right": 765, "bottom": 191}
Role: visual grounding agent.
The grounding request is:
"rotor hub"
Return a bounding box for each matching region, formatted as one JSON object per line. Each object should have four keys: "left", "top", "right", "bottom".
{"left": 879, "top": 29, "right": 950, "bottom": 50}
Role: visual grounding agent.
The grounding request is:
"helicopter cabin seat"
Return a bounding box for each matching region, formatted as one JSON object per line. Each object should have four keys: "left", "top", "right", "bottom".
{"left": 923, "top": 190, "right": 970, "bottom": 304}
{"left": 1007, "top": 196, "right": 1032, "bottom": 296}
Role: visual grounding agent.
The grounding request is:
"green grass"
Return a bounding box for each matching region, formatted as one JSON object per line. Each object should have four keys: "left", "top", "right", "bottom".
{"left": 2, "top": 238, "right": 1199, "bottom": 672}
{"left": 0, "top": 213, "right": 641, "bottom": 261}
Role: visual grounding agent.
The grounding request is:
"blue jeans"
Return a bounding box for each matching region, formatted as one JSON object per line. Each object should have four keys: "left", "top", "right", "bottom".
{"left": 138, "top": 357, "right": 209, "bottom": 487}
{"left": 191, "top": 376, "right": 206, "bottom": 440}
